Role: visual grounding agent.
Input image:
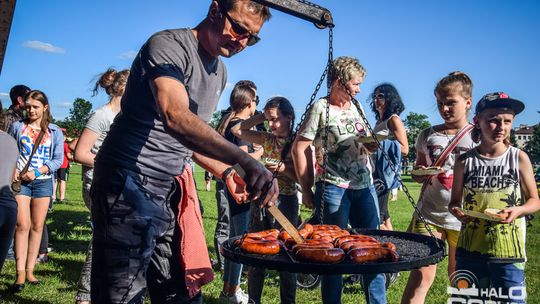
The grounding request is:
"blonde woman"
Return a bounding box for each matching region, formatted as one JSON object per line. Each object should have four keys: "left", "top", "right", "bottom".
{"left": 292, "top": 56, "right": 385, "bottom": 304}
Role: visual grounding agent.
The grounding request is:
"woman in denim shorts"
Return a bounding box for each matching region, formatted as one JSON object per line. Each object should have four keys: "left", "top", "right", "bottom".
{"left": 9, "top": 90, "right": 63, "bottom": 292}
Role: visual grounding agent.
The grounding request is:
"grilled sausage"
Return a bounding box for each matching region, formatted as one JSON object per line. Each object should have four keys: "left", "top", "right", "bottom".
{"left": 312, "top": 229, "right": 349, "bottom": 240}
{"left": 284, "top": 238, "right": 332, "bottom": 249}
{"left": 312, "top": 224, "right": 342, "bottom": 231}
{"left": 279, "top": 224, "right": 314, "bottom": 241}
{"left": 334, "top": 235, "right": 378, "bottom": 247}
{"left": 291, "top": 243, "right": 335, "bottom": 255}
{"left": 340, "top": 240, "right": 381, "bottom": 252}
{"left": 299, "top": 223, "right": 314, "bottom": 239}
{"left": 246, "top": 229, "right": 279, "bottom": 240}
{"left": 348, "top": 247, "right": 399, "bottom": 264}
{"left": 295, "top": 248, "right": 345, "bottom": 264}
{"left": 238, "top": 239, "right": 281, "bottom": 255}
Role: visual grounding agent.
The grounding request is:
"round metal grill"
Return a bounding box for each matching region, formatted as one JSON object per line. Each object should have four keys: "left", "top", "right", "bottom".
{"left": 222, "top": 229, "right": 446, "bottom": 275}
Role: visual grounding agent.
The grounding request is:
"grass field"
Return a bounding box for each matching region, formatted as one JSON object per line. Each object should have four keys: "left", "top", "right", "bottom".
{"left": 1, "top": 163, "right": 538, "bottom": 303}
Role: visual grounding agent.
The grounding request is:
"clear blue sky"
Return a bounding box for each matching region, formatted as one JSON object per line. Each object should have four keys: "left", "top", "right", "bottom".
{"left": 1, "top": 0, "right": 539, "bottom": 127}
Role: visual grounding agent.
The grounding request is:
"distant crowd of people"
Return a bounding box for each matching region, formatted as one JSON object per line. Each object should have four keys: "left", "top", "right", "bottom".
{"left": 1, "top": 1, "right": 539, "bottom": 304}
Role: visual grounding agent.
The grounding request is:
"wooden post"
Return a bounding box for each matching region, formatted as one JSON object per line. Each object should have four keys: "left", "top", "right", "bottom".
{"left": 0, "top": 0, "right": 17, "bottom": 75}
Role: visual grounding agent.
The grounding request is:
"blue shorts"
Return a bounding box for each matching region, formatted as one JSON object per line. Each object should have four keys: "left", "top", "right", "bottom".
{"left": 18, "top": 178, "right": 53, "bottom": 198}
{"left": 455, "top": 256, "right": 526, "bottom": 303}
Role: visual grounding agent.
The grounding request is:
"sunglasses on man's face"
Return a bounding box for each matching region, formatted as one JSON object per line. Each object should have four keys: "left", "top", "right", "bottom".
{"left": 219, "top": 5, "right": 261, "bottom": 46}
{"left": 253, "top": 95, "right": 260, "bottom": 105}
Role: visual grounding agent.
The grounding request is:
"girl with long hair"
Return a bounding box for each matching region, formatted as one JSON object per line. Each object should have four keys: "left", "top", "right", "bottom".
{"left": 218, "top": 81, "right": 260, "bottom": 304}
{"left": 73, "top": 68, "right": 129, "bottom": 304}
{"left": 231, "top": 96, "right": 298, "bottom": 304}
{"left": 402, "top": 72, "right": 476, "bottom": 303}
{"left": 9, "top": 90, "right": 64, "bottom": 292}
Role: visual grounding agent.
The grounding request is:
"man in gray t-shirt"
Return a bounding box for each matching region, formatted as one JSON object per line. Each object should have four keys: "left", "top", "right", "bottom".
{"left": 90, "top": 1, "right": 277, "bottom": 303}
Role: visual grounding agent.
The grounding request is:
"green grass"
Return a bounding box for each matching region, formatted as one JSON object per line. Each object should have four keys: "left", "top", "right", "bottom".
{"left": 1, "top": 164, "right": 538, "bottom": 303}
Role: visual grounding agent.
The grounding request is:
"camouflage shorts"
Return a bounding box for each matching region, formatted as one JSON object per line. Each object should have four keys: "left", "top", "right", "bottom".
{"left": 90, "top": 165, "right": 202, "bottom": 304}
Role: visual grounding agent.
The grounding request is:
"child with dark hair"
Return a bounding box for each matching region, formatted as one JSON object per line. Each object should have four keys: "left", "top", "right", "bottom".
{"left": 217, "top": 81, "right": 261, "bottom": 304}
{"left": 369, "top": 83, "right": 408, "bottom": 231}
{"left": 231, "top": 96, "right": 297, "bottom": 304}
{"left": 449, "top": 92, "right": 539, "bottom": 303}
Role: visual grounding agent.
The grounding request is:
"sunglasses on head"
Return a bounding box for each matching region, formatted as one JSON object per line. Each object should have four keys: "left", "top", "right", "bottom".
{"left": 374, "top": 93, "right": 385, "bottom": 100}
{"left": 218, "top": 3, "right": 261, "bottom": 46}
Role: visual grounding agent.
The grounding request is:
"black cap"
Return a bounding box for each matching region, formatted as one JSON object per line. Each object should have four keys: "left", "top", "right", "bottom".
{"left": 475, "top": 92, "right": 525, "bottom": 115}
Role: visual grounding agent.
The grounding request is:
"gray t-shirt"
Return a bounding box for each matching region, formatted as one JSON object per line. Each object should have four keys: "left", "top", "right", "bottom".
{"left": 86, "top": 105, "right": 118, "bottom": 155}
{"left": 82, "top": 105, "right": 118, "bottom": 191}
{"left": 96, "top": 28, "right": 227, "bottom": 179}
{"left": 0, "top": 131, "right": 19, "bottom": 209}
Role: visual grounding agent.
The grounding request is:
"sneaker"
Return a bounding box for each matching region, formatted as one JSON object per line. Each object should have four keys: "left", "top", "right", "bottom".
{"left": 36, "top": 254, "right": 50, "bottom": 263}
{"left": 220, "top": 288, "right": 249, "bottom": 304}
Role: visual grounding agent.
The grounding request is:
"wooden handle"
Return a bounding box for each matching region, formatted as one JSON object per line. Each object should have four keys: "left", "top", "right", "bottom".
{"left": 268, "top": 205, "right": 304, "bottom": 244}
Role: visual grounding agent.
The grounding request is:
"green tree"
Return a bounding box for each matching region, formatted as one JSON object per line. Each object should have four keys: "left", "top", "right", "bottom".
{"left": 404, "top": 112, "right": 431, "bottom": 162}
{"left": 56, "top": 98, "right": 93, "bottom": 137}
{"left": 525, "top": 124, "right": 540, "bottom": 164}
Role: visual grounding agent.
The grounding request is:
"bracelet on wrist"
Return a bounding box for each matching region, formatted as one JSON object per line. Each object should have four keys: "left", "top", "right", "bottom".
{"left": 221, "top": 167, "right": 234, "bottom": 180}
{"left": 34, "top": 168, "right": 41, "bottom": 178}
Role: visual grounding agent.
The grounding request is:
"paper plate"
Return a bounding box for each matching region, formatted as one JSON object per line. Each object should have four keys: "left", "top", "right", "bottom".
{"left": 356, "top": 134, "right": 389, "bottom": 144}
{"left": 410, "top": 167, "right": 445, "bottom": 176}
{"left": 459, "top": 208, "right": 506, "bottom": 222}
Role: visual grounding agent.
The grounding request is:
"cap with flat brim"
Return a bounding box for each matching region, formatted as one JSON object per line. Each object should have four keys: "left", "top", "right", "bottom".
{"left": 475, "top": 92, "right": 525, "bottom": 115}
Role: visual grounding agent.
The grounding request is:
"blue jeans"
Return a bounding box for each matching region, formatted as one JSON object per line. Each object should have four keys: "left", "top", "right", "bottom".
{"left": 456, "top": 256, "right": 526, "bottom": 303}
{"left": 223, "top": 202, "right": 250, "bottom": 286}
{"left": 315, "top": 182, "right": 386, "bottom": 304}
{"left": 18, "top": 177, "right": 53, "bottom": 198}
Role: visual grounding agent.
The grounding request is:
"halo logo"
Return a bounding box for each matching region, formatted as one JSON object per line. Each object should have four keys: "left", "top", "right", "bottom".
{"left": 448, "top": 270, "right": 479, "bottom": 296}
{"left": 447, "top": 270, "right": 526, "bottom": 303}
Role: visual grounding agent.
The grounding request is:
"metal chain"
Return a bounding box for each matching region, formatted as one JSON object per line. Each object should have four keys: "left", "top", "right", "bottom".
{"left": 340, "top": 79, "right": 441, "bottom": 246}
{"left": 265, "top": 28, "right": 334, "bottom": 226}
{"left": 318, "top": 27, "right": 333, "bottom": 225}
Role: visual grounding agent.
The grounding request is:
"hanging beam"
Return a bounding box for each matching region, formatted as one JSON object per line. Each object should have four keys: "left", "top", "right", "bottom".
{"left": 0, "top": 0, "right": 17, "bottom": 75}
{"left": 252, "top": 0, "right": 333, "bottom": 29}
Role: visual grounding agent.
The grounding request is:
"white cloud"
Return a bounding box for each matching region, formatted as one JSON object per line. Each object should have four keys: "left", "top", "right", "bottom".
{"left": 23, "top": 40, "right": 66, "bottom": 54}
{"left": 56, "top": 102, "right": 73, "bottom": 109}
{"left": 225, "top": 82, "right": 234, "bottom": 89}
{"left": 0, "top": 92, "right": 8, "bottom": 98}
{"left": 118, "top": 50, "right": 137, "bottom": 60}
